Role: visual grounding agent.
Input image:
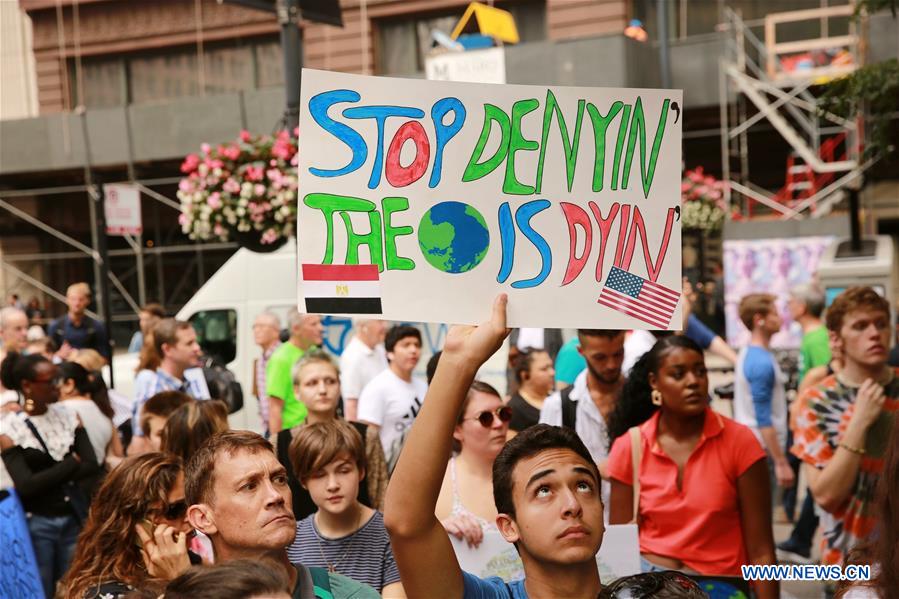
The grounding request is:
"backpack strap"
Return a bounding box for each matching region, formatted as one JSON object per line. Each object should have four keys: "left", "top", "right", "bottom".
{"left": 560, "top": 385, "right": 577, "bottom": 430}
{"left": 628, "top": 426, "right": 642, "bottom": 524}
{"left": 47, "top": 318, "right": 65, "bottom": 348}
{"left": 308, "top": 567, "right": 334, "bottom": 599}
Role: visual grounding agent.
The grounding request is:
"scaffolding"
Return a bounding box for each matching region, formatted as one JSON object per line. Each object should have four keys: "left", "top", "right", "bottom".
{"left": 719, "top": 3, "right": 867, "bottom": 220}
{"left": 0, "top": 178, "right": 237, "bottom": 332}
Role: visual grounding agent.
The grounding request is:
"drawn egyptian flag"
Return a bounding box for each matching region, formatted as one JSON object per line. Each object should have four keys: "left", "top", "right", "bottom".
{"left": 301, "top": 264, "right": 382, "bottom": 315}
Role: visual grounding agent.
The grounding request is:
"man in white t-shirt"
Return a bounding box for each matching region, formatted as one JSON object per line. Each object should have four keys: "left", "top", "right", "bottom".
{"left": 358, "top": 325, "right": 427, "bottom": 469}
{"left": 340, "top": 318, "right": 388, "bottom": 421}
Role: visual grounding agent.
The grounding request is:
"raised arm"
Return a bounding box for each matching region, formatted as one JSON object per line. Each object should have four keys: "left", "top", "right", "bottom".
{"left": 384, "top": 295, "right": 509, "bottom": 599}
{"left": 736, "top": 459, "right": 778, "bottom": 599}
{"left": 804, "top": 379, "right": 885, "bottom": 512}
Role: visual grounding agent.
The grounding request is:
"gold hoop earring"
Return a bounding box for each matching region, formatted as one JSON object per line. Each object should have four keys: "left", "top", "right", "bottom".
{"left": 651, "top": 390, "right": 663, "bottom": 406}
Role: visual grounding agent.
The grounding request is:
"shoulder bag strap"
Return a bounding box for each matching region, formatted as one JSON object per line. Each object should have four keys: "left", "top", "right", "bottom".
{"left": 23, "top": 418, "right": 51, "bottom": 455}
{"left": 560, "top": 386, "right": 577, "bottom": 430}
{"left": 307, "top": 567, "right": 334, "bottom": 599}
{"left": 628, "top": 426, "right": 642, "bottom": 525}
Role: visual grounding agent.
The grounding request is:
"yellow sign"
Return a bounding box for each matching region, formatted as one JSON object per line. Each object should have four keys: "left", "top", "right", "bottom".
{"left": 336, "top": 284, "right": 349, "bottom": 296}
{"left": 451, "top": 2, "right": 520, "bottom": 44}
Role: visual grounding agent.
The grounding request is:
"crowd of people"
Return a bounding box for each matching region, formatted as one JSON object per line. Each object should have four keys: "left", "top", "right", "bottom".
{"left": 1, "top": 278, "right": 898, "bottom": 599}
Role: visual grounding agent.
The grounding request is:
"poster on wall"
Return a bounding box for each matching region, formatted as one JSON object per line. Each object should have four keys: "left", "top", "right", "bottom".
{"left": 296, "top": 70, "right": 683, "bottom": 328}
{"left": 723, "top": 236, "right": 834, "bottom": 349}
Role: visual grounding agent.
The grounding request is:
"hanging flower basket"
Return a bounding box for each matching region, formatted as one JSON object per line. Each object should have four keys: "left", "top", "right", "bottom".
{"left": 681, "top": 167, "right": 728, "bottom": 232}
{"left": 178, "top": 129, "right": 298, "bottom": 252}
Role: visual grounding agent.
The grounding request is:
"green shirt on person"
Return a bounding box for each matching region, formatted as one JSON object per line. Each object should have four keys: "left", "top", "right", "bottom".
{"left": 799, "top": 325, "right": 831, "bottom": 381}
{"left": 266, "top": 342, "right": 310, "bottom": 430}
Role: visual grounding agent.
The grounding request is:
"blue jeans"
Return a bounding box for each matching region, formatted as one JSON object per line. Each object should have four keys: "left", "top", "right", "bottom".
{"left": 27, "top": 513, "right": 81, "bottom": 598}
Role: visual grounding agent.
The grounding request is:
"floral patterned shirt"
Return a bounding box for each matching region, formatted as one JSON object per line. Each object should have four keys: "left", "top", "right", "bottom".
{"left": 1, "top": 403, "right": 78, "bottom": 461}
{"left": 791, "top": 369, "right": 899, "bottom": 565}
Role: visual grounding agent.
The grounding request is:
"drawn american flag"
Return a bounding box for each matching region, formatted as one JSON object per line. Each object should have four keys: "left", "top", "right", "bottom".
{"left": 598, "top": 267, "right": 680, "bottom": 329}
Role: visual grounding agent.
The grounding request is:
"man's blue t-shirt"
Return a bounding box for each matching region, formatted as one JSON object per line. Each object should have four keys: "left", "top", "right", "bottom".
{"left": 463, "top": 572, "right": 527, "bottom": 599}
{"left": 685, "top": 314, "right": 716, "bottom": 350}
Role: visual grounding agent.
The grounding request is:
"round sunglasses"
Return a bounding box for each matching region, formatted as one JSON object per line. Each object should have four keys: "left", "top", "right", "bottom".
{"left": 462, "top": 406, "right": 513, "bottom": 428}
{"left": 155, "top": 499, "right": 188, "bottom": 521}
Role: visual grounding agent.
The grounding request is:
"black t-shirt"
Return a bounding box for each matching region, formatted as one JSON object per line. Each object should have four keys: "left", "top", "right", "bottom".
{"left": 508, "top": 393, "right": 541, "bottom": 432}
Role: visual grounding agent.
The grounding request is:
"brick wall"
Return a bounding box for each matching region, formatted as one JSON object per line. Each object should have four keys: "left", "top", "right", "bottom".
{"left": 22, "top": 0, "right": 627, "bottom": 114}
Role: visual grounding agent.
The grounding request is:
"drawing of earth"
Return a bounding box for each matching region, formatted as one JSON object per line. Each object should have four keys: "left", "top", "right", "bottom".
{"left": 701, "top": 581, "right": 748, "bottom": 599}
{"left": 418, "top": 201, "right": 489, "bottom": 273}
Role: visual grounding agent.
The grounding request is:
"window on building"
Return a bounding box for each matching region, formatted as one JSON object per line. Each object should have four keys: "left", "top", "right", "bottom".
{"left": 74, "top": 57, "right": 126, "bottom": 108}
{"left": 69, "top": 36, "right": 281, "bottom": 108}
{"left": 189, "top": 308, "right": 237, "bottom": 364}
{"left": 377, "top": 1, "right": 546, "bottom": 76}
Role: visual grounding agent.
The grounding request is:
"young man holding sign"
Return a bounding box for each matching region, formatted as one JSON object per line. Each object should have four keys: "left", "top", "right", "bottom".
{"left": 384, "top": 296, "right": 606, "bottom": 599}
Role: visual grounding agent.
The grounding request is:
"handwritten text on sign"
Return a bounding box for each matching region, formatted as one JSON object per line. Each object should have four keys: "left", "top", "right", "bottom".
{"left": 297, "top": 70, "right": 682, "bottom": 328}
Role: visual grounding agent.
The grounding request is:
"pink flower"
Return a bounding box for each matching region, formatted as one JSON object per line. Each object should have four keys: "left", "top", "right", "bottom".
{"left": 201, "top": 143, "right": 211, "bottom": 155}
{"left": 261, "top": 228, "right": 279, "bottom": 244}
{"left": 244, "top": 165, "right": 265, "bottom": 182}
{"left": 240, "top": 130, "right": 252, "bottom": 143}
{"left": 214, "top": 224, "right": 225, "bottom": 236}
{"left": 180, "top": 153, "right": 200, "bottom": 173}
{"left": 178, "top": 213, "right": 188, "bottom": 225}
{"left": 254, "top": 184, "right": 266, "bottom": 197}
{"left": 208, "top": 192, "right": 222, "bottom": 210}
{"left": 223, "top": 144, "right": 241, "bottom": 161}
{"left": 223, "top": 178, "right": 240, "bottom": 194}
{"left": 178, "top": 179, "right": 193, "bottom": 192}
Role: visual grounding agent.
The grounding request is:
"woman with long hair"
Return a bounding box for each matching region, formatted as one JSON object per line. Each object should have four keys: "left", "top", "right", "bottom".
{"left": 57, "top": 360, "right": 124, "bottom": 471}
{"left": 507, "top": 348, "right": 555, "bottom": 435}
{"left": 435, "top": 381, "right": 522, "bottom": 579}
{"left": 160, "top": 399, "right": 229, "bottom": 464}
{"left": 275, "top": 350, "right": 388, "bottom": 519}
{"left": 61, "top": 452, "right": 193, "bottom": 598}
{"left": 607, "top": 336, "right": 778, "bottom": 599}
{"left": 0, "top": 351, "right": 100, "bottom": 598}
{"left": 837, "top": 415, "right": 899, "bottom": 598}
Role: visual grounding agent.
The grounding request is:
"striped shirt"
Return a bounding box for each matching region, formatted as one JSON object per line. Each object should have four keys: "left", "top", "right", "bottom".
{"left": 287, "top": 510, "right": 400, "bottom": 592}
{"left": 132, "top": 367, "right": 210, "bottom": 436}
{"left": 256, "top": 342, "right": 281, "bottom": 436}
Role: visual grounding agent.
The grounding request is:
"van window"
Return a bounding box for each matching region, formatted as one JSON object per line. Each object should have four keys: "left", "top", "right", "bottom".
{"left": 189, "top": 309, "right": 237, "bottom": 364}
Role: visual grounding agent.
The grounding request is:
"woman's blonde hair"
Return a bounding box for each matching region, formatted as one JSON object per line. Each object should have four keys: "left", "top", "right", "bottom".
{"left": 291, "top": 349, "right": 339, "bottom": 387}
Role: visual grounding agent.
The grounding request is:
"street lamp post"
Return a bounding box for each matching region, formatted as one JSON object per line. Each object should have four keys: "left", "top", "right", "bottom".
{"left": 277, "top": 0, "right": 303, "bottom": 131}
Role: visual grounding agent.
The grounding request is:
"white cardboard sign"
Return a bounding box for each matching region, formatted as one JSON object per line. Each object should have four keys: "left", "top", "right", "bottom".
{"left": 296, "top": 69, "right": 682, "bottom": 328}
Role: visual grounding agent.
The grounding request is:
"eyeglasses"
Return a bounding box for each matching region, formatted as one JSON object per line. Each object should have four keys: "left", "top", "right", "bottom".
{"left": 159, "top": 500, "right": 188, "bottom": 521}
{"left": 463, "top": 406, "right": 513, "bottom": 428}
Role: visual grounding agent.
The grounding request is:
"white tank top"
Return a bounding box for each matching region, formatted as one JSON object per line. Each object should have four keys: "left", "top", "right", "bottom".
{"left": 61, "top": 398, "right": 112, "bottom": 463}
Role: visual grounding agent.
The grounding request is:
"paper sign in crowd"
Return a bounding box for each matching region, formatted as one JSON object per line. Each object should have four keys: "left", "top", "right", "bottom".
{"left": 297, "top": 69, "right": 683, "bottom": 328}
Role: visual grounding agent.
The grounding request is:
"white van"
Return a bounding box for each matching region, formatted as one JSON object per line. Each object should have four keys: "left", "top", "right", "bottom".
{"left": 112, "top": 244, "right": 507, "bottom": 432}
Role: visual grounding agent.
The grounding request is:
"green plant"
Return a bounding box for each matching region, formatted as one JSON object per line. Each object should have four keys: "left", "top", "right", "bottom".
{"left": 819, "top": 58, "right": 899, "bottom": 159}
{"left": 820, "top": 0, "right": 898, "bottom": 159}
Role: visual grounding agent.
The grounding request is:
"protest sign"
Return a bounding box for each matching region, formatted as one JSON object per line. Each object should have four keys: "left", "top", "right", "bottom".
{"left": 297, "top": 70, "right": 682, "bottom": 328}
{"left": 450, "top": 529, "right": 524, "bottom": 582}
{"left": 596, "top": 523, "right": 641, "bottom": 583}
{"left": 0, "top": 490, "right": 43, "bottom": 598}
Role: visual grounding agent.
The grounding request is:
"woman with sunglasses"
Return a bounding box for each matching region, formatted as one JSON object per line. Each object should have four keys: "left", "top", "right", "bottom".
{"left": 275, "top": 350, "right": 389, "bottom": 519}
{"left": 61, "top": 452, "right": 195, "bottom": 598}
{"left": 0, "top": 351, "right": 100, "bottom": 598}
{"left": 435, "top": 382, "right": 517, "bottom": 569}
